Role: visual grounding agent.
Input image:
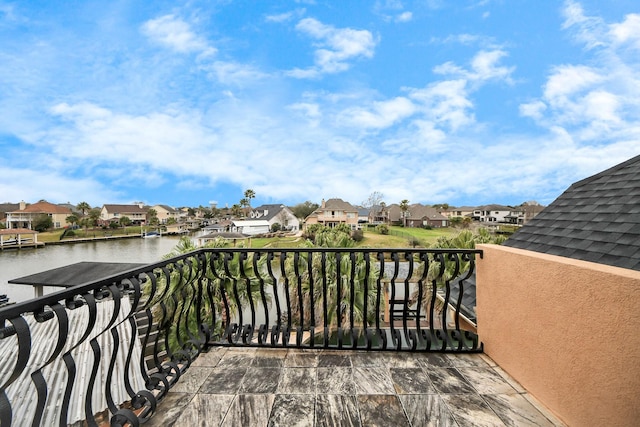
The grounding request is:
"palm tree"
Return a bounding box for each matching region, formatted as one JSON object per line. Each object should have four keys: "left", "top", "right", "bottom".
{"left": 243, "top": 189, "right": 255, "bottom": 208}
{"left": 157, "top": 237, "right": 269, "bottom": 351}
{"left": 399, "top": 199, "right": 410, "bottom": 227}
{"left": 76, "top": 201, "right": 91, "bottom": 216}
{"left": 65, "top": 214, "right": 79, "bottom": 228}
{"left": 283, "top": 226, "right": 381, "bottom": 343}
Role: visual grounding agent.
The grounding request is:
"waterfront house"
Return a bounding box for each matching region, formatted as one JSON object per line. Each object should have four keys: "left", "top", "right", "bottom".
{"left": 100, "top": 203, "right": 148, "bottom": 225}
{"left": 5, "top": 200, "right": 72, "bottom": 229}
{"left": 152, "top": 205, "right": 180, "bottom": 224}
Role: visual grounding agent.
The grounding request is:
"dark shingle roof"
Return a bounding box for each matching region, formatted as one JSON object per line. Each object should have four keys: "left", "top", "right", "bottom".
{"left": 503, "top": 154, "right": 640, "bottom": 271}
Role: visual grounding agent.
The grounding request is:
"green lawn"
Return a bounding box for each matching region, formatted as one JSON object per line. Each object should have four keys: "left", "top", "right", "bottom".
{"left": 35, "top": 225, "right": 462, "bottom": 249}
{"left": 36, "top": 226, "right": 146, "bottom": 243}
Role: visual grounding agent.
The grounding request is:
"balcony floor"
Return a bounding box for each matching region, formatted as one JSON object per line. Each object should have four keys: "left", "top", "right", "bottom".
{"left": 147, "top": 347, "right": 565, "bottom": 427}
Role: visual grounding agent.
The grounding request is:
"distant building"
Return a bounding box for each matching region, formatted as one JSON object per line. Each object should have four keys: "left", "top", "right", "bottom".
{"left": 304, "top": 198, "right": 359, "bottom": 230}
{"left": 249, "top": 204, "right": 300, "bottom": 231}
{"left": 100, "top": 203, "right": 148, "bottom": 225}
{"left": 5, "top": 201, "right": 72, "bottom": 229}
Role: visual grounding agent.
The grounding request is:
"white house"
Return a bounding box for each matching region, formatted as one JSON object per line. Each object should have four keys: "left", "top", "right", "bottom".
{"left": 231, "top": 220, "right": 270, "bottom": 236}
{"left": 249, "top": 204, "right": 300, "bottom": 231}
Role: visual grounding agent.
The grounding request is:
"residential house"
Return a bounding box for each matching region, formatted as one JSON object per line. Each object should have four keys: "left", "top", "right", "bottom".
{"left": 0, "top": 203, "right": 20, "bottom": 225}
{"left": 439, "top": 206, "right": 476, "bottom": 220}
{"left": 100, "top": 203, "right": 148, "bottom": 225}
{"left": 477, "top": 154, "right": 640, "bottom": 426}
{"left": 304, "top": 198, "right": 359, "bottom": 230}
{"left": 383, "top": 203, "right": 404, "bottom": 225}
{"left": 471, "top": 204, "right": 521, "bottom": 223}
{"left": 5, "top": 200, "right": 72, "bottom": 229}
{"left": 368, "top": 204, "right": 389, "bottom": 224}
{"left": 152, "top": 204, "right": 180, "bottom": 224}
{"left": 230, "top": 220, "right": 270, "bottom": 236}
{"left": 382, "top": 203, "right": 448, "bottom": 227}
{"left": 356, "top": 207, "right": 370, "bottom": 225}
{"left": 404, "top": 204, "right": 448, "bottom": 228}
{"left": 249, "top": 204, "right": 300, "bottom": 231}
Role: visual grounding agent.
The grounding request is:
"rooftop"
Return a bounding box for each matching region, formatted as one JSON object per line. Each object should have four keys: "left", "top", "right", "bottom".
{"left": 148, "top": 347, "right": 563, "bottom": 427}
{"left": 504, "top": 153, "right": 640, "bottom": 271}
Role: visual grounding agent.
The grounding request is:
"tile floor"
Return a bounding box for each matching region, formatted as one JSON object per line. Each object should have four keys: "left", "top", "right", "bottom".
{"left": 146, "top": 347, "right": 565, "bottom": 427}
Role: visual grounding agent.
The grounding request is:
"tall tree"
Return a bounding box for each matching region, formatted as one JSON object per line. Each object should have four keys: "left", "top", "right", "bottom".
{"left": 291, "top": 201, "right": 319, "bottom": 219}
{"left": 361, "top": 191, "right": 384, "bottom": 209}
{"left": 399, "top": 199, "right": 410, "bottom": 227}
{"left": 243, "top": 189, "right": 255, "bottom": 208}
{"left": 147, "top": 208, "right": 159, "bottom": 226}
{"left": 65, "top": 214, "right": 79, "bottom": 227}
{"left": 88, "top": 208, "right": 101, "bottom": 229}
{"left": 77, "top": 201, "right": 91, "bottom": 216}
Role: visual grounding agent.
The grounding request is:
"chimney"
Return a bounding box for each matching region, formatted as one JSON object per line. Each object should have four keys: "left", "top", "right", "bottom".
{"left": 19, "top": 200, "right": 26, "bottom": 210}
{"left": 321, "top": 199, "right": 326, "bottom": 208}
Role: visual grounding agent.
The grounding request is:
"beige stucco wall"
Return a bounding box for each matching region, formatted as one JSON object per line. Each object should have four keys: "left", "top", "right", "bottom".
{"left": 477, "top": 244, "right": 640, "bottom": 427}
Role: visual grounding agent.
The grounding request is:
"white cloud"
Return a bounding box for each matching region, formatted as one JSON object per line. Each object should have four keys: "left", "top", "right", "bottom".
{"left": 202, "top": 61, "right": 268, "bottom": 86}
{"left": 395, "top": 12, "right": 413, "bottom": 23}
{"left": 521, "top": 2, "right": 640, "bottom": 145}
{"left": 434, "top": 49, "right": 514, "bottom": 84}
{"left": 141, "top": 14, "right": 216, "bottom": 55}
{"left": 265, "top": 9, "right": 305, "bottom": 23}
{"left": 290, "top": 18, "right": 377, "bottom": 77}
{"left": 519, "top": 100, "right": 546, "bottom": 120}
{"left": 341, "top": 97, "right": 416, "bottom": 129}
{"left": 408, "top": 80, "right": 474, "bottom": 131}
{"left": 0, "top": 166, "right": 121, "bottom": 206}
{"left": 543, "top": 64, "right": 602, "bottom": 100}
{"left": 561, "top": 0, "right": 606, "bottom": 49}
{"left": 609, "top": 13, "right": 640, "bottom": 50}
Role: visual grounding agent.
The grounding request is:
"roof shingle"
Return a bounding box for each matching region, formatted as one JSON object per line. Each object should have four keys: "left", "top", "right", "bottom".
{"left": 503, "top": 154, "right": 640, "bottom": 272}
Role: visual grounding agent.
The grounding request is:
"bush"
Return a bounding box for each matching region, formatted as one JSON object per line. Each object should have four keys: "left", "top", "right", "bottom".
{"left": 408, "top": 237, "right": 421, "bottom": 247}
{"left": 109, "top": 221, "right": 120, "bottom": 229}
{"left": 375, "top": 224, "right": 389, "bottom": 235}
{"left": 271, "top": 223, "right": 282, "bottom": 232}
{"left": 66, "top": 230, "right": 75, "bottom": 237}
{"left": 351, "top": 229, "right": 364, "bottom": 242}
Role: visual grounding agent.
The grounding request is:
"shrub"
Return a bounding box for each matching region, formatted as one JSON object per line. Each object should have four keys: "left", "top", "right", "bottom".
{"left": 375, "top": 224, "right": 389, "bottom": 235}
{"left": 271, "top": 223, "right": 282, "bottom": 232}
{"left": 408, "top": 237, "right": 421, "bottom": 247}
{"left": 351, "top": 229, "right": 364, "bottom": 242}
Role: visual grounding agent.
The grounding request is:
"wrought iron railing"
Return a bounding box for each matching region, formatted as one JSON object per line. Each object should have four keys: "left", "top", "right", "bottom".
{"left": 0, "top": 247, "right": 481, "bottom": 426}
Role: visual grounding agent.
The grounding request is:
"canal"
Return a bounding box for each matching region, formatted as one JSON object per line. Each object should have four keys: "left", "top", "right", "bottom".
{"left": 0, "top": 236, "right": 183, "bottom": 304}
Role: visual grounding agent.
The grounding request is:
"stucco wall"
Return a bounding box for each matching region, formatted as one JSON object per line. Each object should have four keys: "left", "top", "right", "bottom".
{"left": 477, "top": 244, "right": 640, "bottom": 427}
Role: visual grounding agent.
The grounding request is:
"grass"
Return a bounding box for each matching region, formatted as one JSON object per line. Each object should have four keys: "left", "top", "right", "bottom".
{"left": 36, "top": 226, "right": 147, "bottom": 243}
{"left": 34, "top": 225, "right": 463, "bottom": 249}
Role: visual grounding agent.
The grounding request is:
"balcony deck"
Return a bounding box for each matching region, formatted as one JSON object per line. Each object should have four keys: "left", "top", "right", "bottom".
{"left": 147, "top": 347, "right": 564, "bottom": 427}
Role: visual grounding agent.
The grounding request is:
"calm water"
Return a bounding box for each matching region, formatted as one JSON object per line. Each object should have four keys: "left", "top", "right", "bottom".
{"left": 0, "top": 236, "right": 183, "bottom": 304}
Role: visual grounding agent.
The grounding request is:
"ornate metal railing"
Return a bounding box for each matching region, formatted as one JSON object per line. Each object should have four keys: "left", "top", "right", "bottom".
{"left": 0, "top": 247, "right": 481, "bottom": 426}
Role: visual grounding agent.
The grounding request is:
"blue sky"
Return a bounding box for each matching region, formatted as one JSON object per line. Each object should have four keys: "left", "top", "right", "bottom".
{"left": 1, "top": 0, "right": 639, "bottom": 209}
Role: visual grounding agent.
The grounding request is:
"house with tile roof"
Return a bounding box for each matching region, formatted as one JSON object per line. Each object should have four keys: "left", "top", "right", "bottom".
{"left": 304, "top": 198, "right": 359, "bottom": 230}
{"left": 5, "top": 200, "right": 72, "bottom": 229}
{"left": 249, "top": 204, "right": 300, "bottom": 231}
{"left": 100, "top": 203, "right": 148, "bottom": 225}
